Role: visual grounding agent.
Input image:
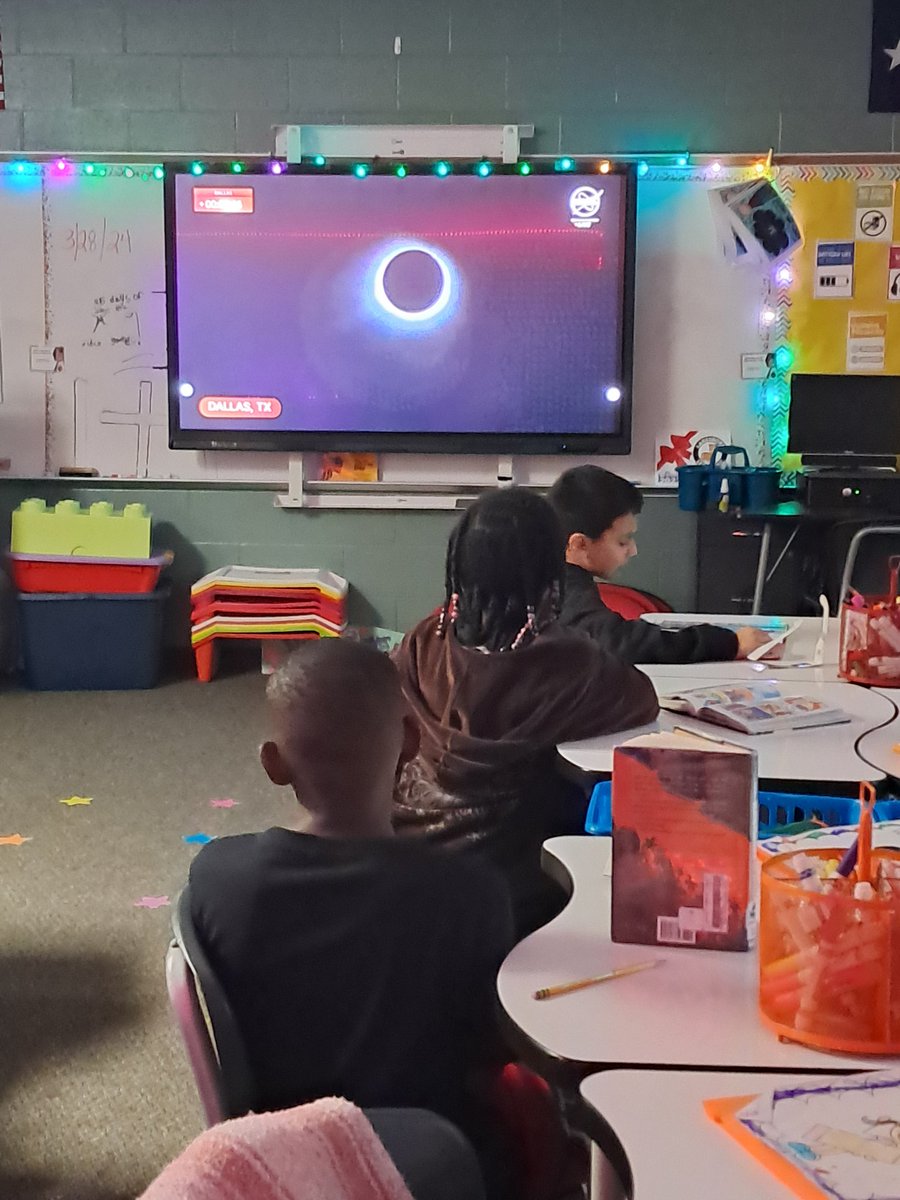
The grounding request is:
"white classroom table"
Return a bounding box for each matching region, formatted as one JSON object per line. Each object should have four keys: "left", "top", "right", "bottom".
{"left": 558, "top": 674, "right": 893, "bottom": 784}
{"left": 580, "top": 1070, "right": 826, "bottom": 1200}
{"left": 639, "top": 613, "right": 842, "bottom": 683}
{"left": 497, "top": 837, "right": 898, "bottom": 1076}
{"left": 856, "top": 696, "right": 900, "bottom": 780}
{"left": 637, "top": 613, "right": 900, "bottom": 781}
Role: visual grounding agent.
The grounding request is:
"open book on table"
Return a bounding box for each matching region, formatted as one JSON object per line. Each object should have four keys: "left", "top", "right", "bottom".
{"left": 659, "top": 682, "right": 850, "bottom": 734}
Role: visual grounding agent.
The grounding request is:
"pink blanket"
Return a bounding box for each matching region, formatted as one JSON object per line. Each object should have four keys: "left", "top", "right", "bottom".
{"left": 140, "top": 1097, "right": 414, "bottom": 1200}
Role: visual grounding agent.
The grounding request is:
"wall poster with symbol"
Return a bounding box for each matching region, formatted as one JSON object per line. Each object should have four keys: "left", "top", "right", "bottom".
{"left": 856, "top": 184, "right": 894, "bottom": 242}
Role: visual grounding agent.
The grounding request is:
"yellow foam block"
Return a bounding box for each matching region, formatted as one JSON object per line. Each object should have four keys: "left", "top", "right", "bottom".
{"left": 11, "top": 499, "right": 151, "bottom": 559}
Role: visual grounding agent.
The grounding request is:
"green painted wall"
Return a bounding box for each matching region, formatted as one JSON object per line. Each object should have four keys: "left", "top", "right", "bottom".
{"left": 0, "top": 480, "right": 698, "bottom": 644}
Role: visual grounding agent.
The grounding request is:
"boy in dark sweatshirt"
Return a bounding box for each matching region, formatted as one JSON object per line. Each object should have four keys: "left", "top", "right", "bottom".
{"left": 547, "top": 465, "right": 769, "bottom": 664}
{"left": 189, "top": 639, "right": 515, "bottom": 1188}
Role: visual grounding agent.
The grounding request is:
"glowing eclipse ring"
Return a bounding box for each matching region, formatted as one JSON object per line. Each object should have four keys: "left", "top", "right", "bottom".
{"left": 373, "top": 244, "right": 453, "bottom": 322}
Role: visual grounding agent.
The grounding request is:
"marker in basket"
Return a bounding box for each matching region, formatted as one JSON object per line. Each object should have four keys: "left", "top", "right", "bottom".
{"left": 533, "top": 959, "right": 660, "bottom": 1001}
{"left": 835, "top": 781, "right": 876, "bottom": 884}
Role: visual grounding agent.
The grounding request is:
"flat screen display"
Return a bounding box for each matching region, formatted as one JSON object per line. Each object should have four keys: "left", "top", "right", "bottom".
{"left": 166, "top": 165, "right": 635, "bottom": 453}
{"left": 789, "top": 373, "right": 900, "bottom": 457}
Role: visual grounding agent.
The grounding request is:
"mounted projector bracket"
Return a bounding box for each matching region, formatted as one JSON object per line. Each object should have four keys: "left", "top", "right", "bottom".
{"left": 272, "top": 123, "right": 534, "bottom": 165}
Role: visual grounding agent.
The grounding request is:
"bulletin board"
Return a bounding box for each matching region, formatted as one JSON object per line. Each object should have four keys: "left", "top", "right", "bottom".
{"left": 779, "top": 165, "right": 900, "bottom": 377}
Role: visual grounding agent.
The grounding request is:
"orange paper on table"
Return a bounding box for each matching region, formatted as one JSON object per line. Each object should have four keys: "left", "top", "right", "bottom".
{"left": 704, "top": 1070, "right": 900, "bottom": 1200}
{"left": 704, "top": 1094, "right": 829, "bottom": 1200}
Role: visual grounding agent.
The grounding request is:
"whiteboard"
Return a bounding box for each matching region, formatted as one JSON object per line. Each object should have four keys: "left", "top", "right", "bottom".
{"left": 0, "top": 164, "right": 776, "bottom": 485}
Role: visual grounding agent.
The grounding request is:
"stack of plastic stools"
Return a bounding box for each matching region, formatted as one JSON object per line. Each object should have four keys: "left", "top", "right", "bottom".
{"left": 190, "top": 566, "right": 348, "bottom": 682}
{"left": 9, "top": 498, "right": 170, "bottom": 690}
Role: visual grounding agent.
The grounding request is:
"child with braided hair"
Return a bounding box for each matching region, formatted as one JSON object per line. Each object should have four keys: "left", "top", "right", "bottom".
{"left": 393, "top": 487, "right": 658, "bottom": 935}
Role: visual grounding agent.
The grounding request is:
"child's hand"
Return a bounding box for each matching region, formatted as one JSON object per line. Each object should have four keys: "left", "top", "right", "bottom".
{"left": 734, "top": 627, "right": 777, "bottom": 659}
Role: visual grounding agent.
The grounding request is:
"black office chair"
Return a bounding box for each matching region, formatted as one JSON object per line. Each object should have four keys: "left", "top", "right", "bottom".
{"left": 165, "top": 887, "right": 487, "bottom": 1200}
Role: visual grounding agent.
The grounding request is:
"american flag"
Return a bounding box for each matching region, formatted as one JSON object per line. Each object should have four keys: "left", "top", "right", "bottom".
{"left": 870, "top": 0, "right": 900, "bottom": 112}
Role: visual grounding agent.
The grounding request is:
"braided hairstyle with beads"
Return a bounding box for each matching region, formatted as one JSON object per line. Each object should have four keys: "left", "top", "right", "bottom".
{"left": 438, "top": 487, "right": 565, "bottom": 652}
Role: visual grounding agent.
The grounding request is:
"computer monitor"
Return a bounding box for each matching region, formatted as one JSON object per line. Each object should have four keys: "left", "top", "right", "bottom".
{"left": 789, "top": 374, "right": 900, "bottom": 462}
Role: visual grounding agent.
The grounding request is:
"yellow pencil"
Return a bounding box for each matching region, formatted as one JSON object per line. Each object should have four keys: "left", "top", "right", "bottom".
{"left": 533, "top": 959, "right": 660, "bottom": 1001}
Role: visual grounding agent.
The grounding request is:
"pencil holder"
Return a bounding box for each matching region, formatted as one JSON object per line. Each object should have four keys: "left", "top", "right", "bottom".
{"left": 839, "top": 555, "right": 900, "bottom": 687}
{"left": 759, "top": 847, "right": 900, "bottom": 1055}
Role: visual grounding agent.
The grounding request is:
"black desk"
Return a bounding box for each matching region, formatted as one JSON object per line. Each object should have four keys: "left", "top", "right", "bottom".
{"left": 727, "top": 501, "right": 898, "bottom": 614}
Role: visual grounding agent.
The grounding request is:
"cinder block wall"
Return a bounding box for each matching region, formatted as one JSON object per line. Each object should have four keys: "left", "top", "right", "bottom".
{"left": 0, "top": 0, "right": 889, "bottom": 156}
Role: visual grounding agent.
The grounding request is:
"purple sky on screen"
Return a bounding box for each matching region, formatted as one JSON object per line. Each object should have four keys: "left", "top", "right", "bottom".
{"left": 172, "top": 173, "right": 627, "bottom": 436}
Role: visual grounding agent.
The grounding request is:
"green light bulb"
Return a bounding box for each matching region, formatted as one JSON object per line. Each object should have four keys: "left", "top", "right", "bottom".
{"left": 313, "top": 155, "right": 326, "bottom": 167}
{"left": 231, "top": 161, "right": 243, "bottom": 173}
{"left": 153, "top": 165, "right": 165, "bottom": 180}
{"left": 190, "top": 161, "right": 204, "bottom": 176}
{"left": 517, "top": 162, "right": 532, "bottom": 175}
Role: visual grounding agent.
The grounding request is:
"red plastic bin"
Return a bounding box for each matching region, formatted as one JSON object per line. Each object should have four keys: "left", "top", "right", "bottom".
{"left": 9, "top": 550, "right": 172, "bottom": 594}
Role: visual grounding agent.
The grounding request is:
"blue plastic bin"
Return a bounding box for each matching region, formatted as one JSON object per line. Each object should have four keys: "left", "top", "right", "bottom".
{"left": 585, "top": 780, "right": 900, "bottom": 837}
{"left": 18, "top": 586, "right": 168, "bottom": 690}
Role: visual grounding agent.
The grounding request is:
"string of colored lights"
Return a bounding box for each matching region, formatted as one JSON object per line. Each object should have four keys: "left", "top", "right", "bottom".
{"left": 0, "top": 153, "right": 774, "bottom": 179}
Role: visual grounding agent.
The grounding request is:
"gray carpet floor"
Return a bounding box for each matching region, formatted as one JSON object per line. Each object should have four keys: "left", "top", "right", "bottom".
{"left": 0, "top": 663, "right": 288, "bottom": 1199}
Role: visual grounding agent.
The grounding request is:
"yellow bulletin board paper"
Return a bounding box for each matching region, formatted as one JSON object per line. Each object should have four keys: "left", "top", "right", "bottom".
{"left": 781, "top": 167, "right": 900, "bottom": 376}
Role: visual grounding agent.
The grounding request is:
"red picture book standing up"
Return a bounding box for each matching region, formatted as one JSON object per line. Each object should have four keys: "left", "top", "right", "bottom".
{"left": 611, "top": 732, "right": 758, "bottom": 952}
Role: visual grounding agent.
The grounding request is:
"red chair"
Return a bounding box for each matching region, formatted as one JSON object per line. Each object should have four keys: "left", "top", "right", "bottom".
{"left": 597, "top": 582, "right": 672, "bottom": 620}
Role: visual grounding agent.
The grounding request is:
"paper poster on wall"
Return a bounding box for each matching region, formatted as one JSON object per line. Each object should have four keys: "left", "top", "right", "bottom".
{"left": 847, "top": 312, "right": 887, "bottom": 371}
{"left": 709, "top": 180, "right": 802, "bottom": 267}
{"left": 888, "top": 246, "right": 900, "bottom": 300}
{"left": 655, "top": 430, "right": 729, "bottom": 486}
{"left": 814, "top": 241, "right": 854, "bottom": 297}
{"left": 855, "top": 183, "right": 894, "bottom": 241}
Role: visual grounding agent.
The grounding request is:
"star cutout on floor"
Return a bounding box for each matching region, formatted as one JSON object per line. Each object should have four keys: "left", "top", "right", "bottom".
{"left": 210, "top": 798, "right": 238, "bottom": 808}
{"left": 0, "top": 834, "right": 32, "bottom": 846}
{"left": 134, "top": 896, "right": 170, "bottom": 910}
{"left": 885, "top": 37, "right": 900, "bottom": 70}
{"left": 183, "top": 832, "right": 214, "bottom": 845}
{"left": 60, "top": 795, "right": 93, "bottom": 806}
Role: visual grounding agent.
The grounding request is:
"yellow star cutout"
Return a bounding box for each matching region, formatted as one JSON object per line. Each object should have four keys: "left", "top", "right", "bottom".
{"left": 60, "top": 795, "right": 93, "bottom": 806}
{"left": 0, "top": 834, "right": 32, "bottom": 846}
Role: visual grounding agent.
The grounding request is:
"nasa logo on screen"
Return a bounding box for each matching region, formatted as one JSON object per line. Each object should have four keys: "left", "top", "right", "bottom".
{"left": 569, "top": 186, "right": 604, "bottom": 229}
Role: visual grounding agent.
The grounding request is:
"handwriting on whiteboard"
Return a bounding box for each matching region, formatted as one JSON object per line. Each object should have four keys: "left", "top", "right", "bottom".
{"left": 82, "top": 290, "right": 143, "bottom": 349}
{"left": 64, "top": 219, "right": 133, "bottom": 263}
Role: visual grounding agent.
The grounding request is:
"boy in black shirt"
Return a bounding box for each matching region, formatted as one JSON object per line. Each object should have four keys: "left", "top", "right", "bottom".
{"left": 547, "top": 464, "right": 770, "bottom": 664}
{"left": 188, "top": 639, "right": 514, "bottom": 1149}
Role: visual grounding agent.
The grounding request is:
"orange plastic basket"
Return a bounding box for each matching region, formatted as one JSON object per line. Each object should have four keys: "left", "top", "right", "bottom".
{"left": 759, "top": 846, "right": 900, "bottom": 1055}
